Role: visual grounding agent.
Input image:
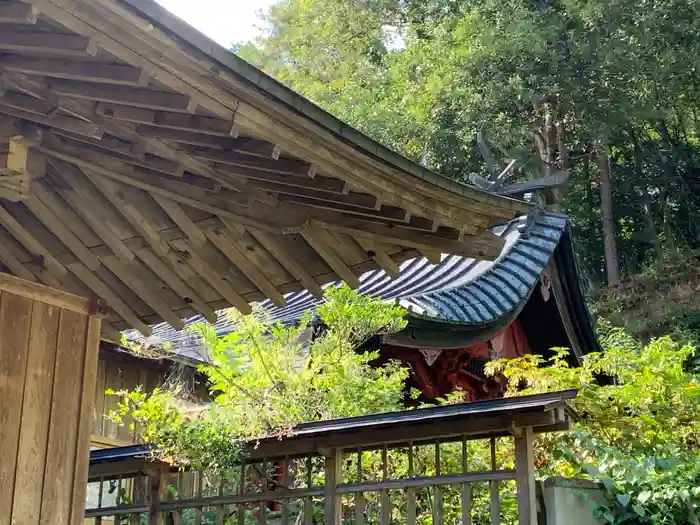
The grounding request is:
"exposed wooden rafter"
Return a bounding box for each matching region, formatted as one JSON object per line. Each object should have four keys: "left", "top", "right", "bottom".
{"left": 0, "top": 0, "right": 527, "bottom": 340}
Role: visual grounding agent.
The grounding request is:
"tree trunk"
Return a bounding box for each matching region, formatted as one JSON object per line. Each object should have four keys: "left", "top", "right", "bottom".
{"left": 629, "top": 128, "right": 662, "bottom": 258}
{"left": 597, "top": 143, "right": 620, "bottom": 285}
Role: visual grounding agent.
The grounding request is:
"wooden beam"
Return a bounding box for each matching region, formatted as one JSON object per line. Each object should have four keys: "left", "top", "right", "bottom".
{"left": 0, "top": 135, "right": 45, "bottom": 201}
{"left": 189, "top": 147, "right": 315, "bottom": 177}
{"left": 420, "top": 250, "right": 442, "bottom": 265}
{"left": 60, "top": 135, "right": 183, "bottom": 176}
{"left": 281, "top": 194, "right": 408, "bottom": 222}
{"left": 169, "top": 238, "right": 252, "bottom": 314}
{"left": 49, "top": 160, "right": 136, "bottom": 262}
{"left": 320, "top": 218, "right": 505, "bottom": 260}
{"left": 50, "top": 80, "right": 194, "bottom": 113}
{"left": 87, "top": 174, "right": 173, "bottom": 258}
{"left": 252, "top": 181, "right": 378, "bottom": 209}
{"left": 0, "top": 56, "right": 149, "bottom": 86}
{"left": 299, "top": 221, "right": 360, "bottom": 288}
{"left": 0, "top": 99, "right": 103, "bottom": 139}
{"left": 354, "top": 238, "right": 400, "bottom": 278}
{"left": 38, "top": 144, "right": 283, "bottom": 233}
{"left": 136, "top": 126, "right": 278, "bottom": 157}
{"left": 215, "top": 164, "right": 347, "bottom": 194}
{"left": 97, "top": 103, "right": 235, "bottom": 136}
{"left": 68, "top": 261, "right": 152, "bottom": 336}
{"left": 23, "top": 197, "right": 101, "bottom": 271}
{"left": 205, "top": 228, "right": 286, "bottom": 307}
{"left": 102, "top": 255, "right": 185, "bottom": 331}
{"left": 100, "top": 321, "right": 122, "bottom": 344}
{"left": 150, "top": 194, "right": 208, "bottom": 247}
{"left": 0, "top": 204, "right": 67, "bottom": 277}
{"left": 135, "top": 249, "right": 217, "bottom": 324}
{"left": 51, "top": 129, "right": 146, "bottom": 159}
{"left": 244, "top": 226, "right": 324, "bottom": 299}
{"left": 0, "top": 2, "right": 38, "bottom": 23}
{"left": 0, "top": 238, "right": 36, "bottom": 281}
{"left": 0, "top": 30, "right": 97, "bottom": 56}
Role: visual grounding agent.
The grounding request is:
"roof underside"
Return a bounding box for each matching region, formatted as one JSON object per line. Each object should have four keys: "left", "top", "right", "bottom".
{"left": 0, "top": 0, "right": 530, "bottom": 341}
{"left": 135, "top": 212, "right": 575, "bottom": 362}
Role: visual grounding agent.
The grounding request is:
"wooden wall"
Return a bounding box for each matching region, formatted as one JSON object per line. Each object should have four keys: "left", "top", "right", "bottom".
{"left": 0, "top": 272, "right": 101, "bottom": 525}
{"left": 91, "top": 348, "right": 174, "bottom": 446}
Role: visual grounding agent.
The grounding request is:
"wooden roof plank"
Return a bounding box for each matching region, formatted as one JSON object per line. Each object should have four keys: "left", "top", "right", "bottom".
{"left": 135, "top": 249, "right": 217, "bottom": 324}
{"left": 244, "top": 226, "right": 324, "bottom": 300}
{"left": 136, "top": 125, "right": 278, "bottom": 157}
{"left": 23, "top": 196, "right": 101, "bottom": 270}
{"left": 67, "top": 261, "right": 152, "bottom": 336}
{"left": 102, "top": 255, "right": 185, "bottom": 331}
{"left": 0, "top": 237, "right": 37, "bottom": 281}
{"left": 354, "top": 237, "right": 400, "bottom": 278}
{"left": 189, "top": 146, "right": 315, "bottom": 178}
{"left": 0, "top": 56, "right": 148, "bottom": 86}
{"left": 0, "top": 2, "right": 39, "bottom": 24}
{"left": 214, "top": 164, "right": 347, "bottom": 194}
{"left": 87, "top": 174, "right": 173, "bottom": 258}
{"left": 49, "top": 159, "right": 136, "bottom": 262}
{"left": 169, "top": 237, "right": 252, "bottom": 315}
{"left": 0, "top": 97, "right": 103, "bottom": 139}
{"left": 50, "top": 79, "right": 194, "bottom": 113}
{"left": 151, "top": 194, "right": 208, "bottom": 246}
{"left": 97, "top": 103, "right": 235, "bottom": 136}
{"left": 0, "top": 29, "right": 96, "bottom": 56}
{"left": 299, "top": 220, "right": 360, "bottom": 288}
{"left": 0, "top": 203, "right": 66, "bottom": 277}
{"left": 205, "top": 227, "right": 286, "bottom": 307}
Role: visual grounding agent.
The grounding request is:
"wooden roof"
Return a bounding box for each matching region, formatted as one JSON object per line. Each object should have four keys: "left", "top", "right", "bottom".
{"left": 0, "top": 0, "right": 530, "bottom": 341}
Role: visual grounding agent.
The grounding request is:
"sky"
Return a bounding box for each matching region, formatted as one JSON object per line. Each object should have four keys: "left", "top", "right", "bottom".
{"left": 156, "top": 0, "right": 276, "bottom": 48}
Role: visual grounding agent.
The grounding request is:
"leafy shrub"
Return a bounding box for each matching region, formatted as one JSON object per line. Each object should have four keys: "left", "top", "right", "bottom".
{"left": 110, "top": 285, "right": 409, "bottom": 474}
{"left": 487, "top": 325, "right": 700, "bottom": 524}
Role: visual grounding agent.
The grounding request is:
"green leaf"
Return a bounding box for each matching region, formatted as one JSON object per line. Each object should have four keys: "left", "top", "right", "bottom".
{"left": 617, "top": 494, "right": 631, "bottom": 507}
{"left": 637, "top": 491, "right": 652, "bottom": 504}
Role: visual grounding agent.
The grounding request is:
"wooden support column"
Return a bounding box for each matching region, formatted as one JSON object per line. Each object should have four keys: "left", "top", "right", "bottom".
{"left": 514, "top": 427, "right": 537, "bottom": 525}
{"left": 0, "top": 272, "right": 102, "bottom": 525}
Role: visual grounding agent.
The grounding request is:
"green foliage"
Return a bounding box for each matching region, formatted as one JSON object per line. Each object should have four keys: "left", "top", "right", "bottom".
{"left": 486, "top": 327, "right": 700, "bottom": 524}
{"left": 109, "top": 285, "right": 409, "bottom": 474}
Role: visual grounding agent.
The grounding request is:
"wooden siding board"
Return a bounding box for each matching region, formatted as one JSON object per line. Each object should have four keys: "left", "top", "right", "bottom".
{"left": 11, "top": 302, "right": 60, "bottom": 525}
{"left": 70, "top": 315, "right": 102, "bottom": 525}
{"left": 0, "top": 291, "right": 33, "bottom": 525}
{"left": 93, "top": 355, "right": 107, "bottom": 436}
{"left": 40, "top": 309, "right": 88, "bottom": 525}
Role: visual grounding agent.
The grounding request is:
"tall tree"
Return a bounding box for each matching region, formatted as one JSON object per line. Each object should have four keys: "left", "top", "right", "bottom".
{"left": 238, "top": 0, "right": 700, "bottom": 284}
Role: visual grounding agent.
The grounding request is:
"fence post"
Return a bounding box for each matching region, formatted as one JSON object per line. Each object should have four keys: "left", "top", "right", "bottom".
{"left": 323, "top": 448, "right": 343, "bottom": 525}
{"left": 148, "top": 468, "right": 167, "bottom": 525}
{"left": 514, "top": 427, "right": 537, "bottom": 525}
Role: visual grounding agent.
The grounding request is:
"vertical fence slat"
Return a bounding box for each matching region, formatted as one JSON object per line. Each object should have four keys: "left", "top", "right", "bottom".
{"left": 304, "top": 456, "right": 313, "bottom": 525}
{"left": 406, "top": 442, "right": 416, "bottom": 525}
{"left": 355, "top": 449, "right": 365, "bottom": 525}
{"left": 489, "top": 437, "right": 501, "bottom": 525}
{"left": 238, "top": 462, "right": 246, "bottom": 525}
{"left": 433, "top": 441, "right": 444, "bottom": 525}
{"left": 281, "top": 458, "right": 290, "bottom": 525}
{"left": 461, "top": 438, "right": 472, "bottom": 525}
{"left": 380, "top": 447, "right": 390, "bottom": 525}
{"left": 259, "top": 459, "right": 267, "bottom": 525}
{"left": 194, "top": 473, "right": 202, "bottom": 525}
